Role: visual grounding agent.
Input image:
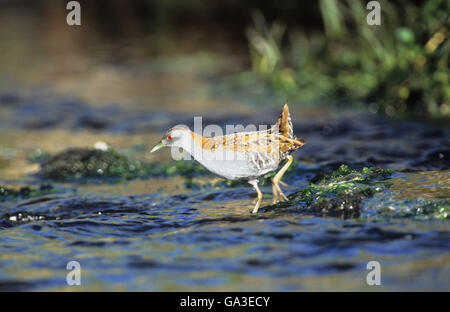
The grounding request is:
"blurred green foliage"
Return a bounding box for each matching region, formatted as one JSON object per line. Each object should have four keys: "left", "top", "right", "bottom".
{"left": 245, "top": 0, "right": 450, "bottom": 118}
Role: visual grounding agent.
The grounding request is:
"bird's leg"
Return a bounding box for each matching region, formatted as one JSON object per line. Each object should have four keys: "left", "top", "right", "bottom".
{"left": 272, "top": 183, "right": 279, "bottom": 204}
{"left": 271, "top": 155, "right": 293, "bottom": 203}
{"left": 249, "top": 180, "right": 262, "bottom": 214}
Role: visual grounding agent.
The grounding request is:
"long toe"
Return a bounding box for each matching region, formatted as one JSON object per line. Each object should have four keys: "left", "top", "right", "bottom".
{"left": 275, "top": 184, "right": 288, "bottom": 202}
{"left": 278, "top": 189, "right": 288, "bottom": 202}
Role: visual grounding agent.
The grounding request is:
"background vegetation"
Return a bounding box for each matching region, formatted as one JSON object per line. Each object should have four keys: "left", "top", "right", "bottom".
{"left": 1, "top": 0, "right": 449, "bottom": 119}
{"left": 243, "top": 0, "right": 450, "bottom": 118}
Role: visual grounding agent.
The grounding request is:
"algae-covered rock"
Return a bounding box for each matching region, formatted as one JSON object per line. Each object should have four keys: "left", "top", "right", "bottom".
{"left": 37, "top": 147, "right": 209, "bottom": 181}
{"left": 0, "top": 183, "right": 55, "bottom": 202}
{"left": 312, "top": 164, "right": 393, "bottom": 185}
{"left": 287, "top": 165, "right": 394, "bottom": 218}
{"left": 38, "top": 148, "right": 148, "bottom": 181}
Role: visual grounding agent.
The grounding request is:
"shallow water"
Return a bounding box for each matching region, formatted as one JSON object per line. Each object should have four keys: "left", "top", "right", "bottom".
{"left": 0, "top": 127, "right": 449, "bottom": 291}
{"left": 0, "top": 180, "right": 449, "bottom": 291}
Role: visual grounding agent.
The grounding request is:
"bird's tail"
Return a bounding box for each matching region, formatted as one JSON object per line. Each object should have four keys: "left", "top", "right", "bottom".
{"left": 272, "top": 101, "right": 306, "bottom": 148}
{"left": 273, "top": 102, "right": 294, "bottom": 139}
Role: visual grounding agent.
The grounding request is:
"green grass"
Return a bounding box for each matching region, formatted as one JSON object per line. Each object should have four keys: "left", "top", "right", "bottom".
{"left": 244, "top": 0, "right": 450, "bottom": 118}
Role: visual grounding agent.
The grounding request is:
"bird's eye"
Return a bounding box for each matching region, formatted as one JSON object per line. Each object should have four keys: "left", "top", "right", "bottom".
{"left": 167, "top": 135, "right": 172, "bottom": 141}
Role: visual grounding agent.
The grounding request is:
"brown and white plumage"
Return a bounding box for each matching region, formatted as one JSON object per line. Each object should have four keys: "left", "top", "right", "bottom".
{"left": 151, "top": 102, "right": 306, "bottom": 213}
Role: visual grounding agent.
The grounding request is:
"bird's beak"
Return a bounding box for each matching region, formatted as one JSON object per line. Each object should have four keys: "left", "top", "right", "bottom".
{"left": 150, "top": 141, "right": 166, "bottom": 153}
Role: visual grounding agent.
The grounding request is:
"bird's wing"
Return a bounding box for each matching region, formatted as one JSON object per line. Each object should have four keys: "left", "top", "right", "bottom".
{"left": 202, "top": 131, "right": 305, "bottom": 154}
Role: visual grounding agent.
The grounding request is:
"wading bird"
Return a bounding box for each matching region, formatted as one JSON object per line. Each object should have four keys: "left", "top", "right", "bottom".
{"left": 151, "top": 102, "right": 306, "bottom": 213}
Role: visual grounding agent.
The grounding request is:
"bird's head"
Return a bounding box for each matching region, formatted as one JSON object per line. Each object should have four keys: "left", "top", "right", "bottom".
{"left": 150, "top": 126, "right": 191, "bottom": 153}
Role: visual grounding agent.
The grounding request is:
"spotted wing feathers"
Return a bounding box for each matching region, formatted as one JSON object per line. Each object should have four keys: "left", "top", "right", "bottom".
{"left": 200, "top": 102, "right": 306, "bottom": 154}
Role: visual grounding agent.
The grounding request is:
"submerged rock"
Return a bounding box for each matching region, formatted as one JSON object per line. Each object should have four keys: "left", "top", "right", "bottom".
{"left": 365, "top": 193, "right": 449, "bottom": 221}
{"left": 0, "top": 183, "right": 54, "bottom": 202}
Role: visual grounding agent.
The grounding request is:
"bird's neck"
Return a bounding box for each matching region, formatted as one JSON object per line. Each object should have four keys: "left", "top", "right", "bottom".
{"left": 179, "top": 130, "right": 207, "bottom": 160}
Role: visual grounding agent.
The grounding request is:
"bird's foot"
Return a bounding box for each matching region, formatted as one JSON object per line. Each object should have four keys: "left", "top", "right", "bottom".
{"left": 278, "top": 189, "right": 288, "bottom": 202}
{"left": 252, "top": 201, "right": 261, "bottom": 214}
{"left": 272, "top": 182, "right": 288, "bottom": 204}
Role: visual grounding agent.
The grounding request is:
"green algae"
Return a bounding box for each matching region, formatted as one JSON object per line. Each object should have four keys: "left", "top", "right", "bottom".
{"left": 0, "top": 183, "right": 55, "bottom": 202}
{"left": 286, "top": 165, "right": 394, "bottom": 218}
{"left": 317, "top": 165, "right": 394, "bottom": 184}
{"left": 38, "top": 148, "right": 148, "bottom": 181}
